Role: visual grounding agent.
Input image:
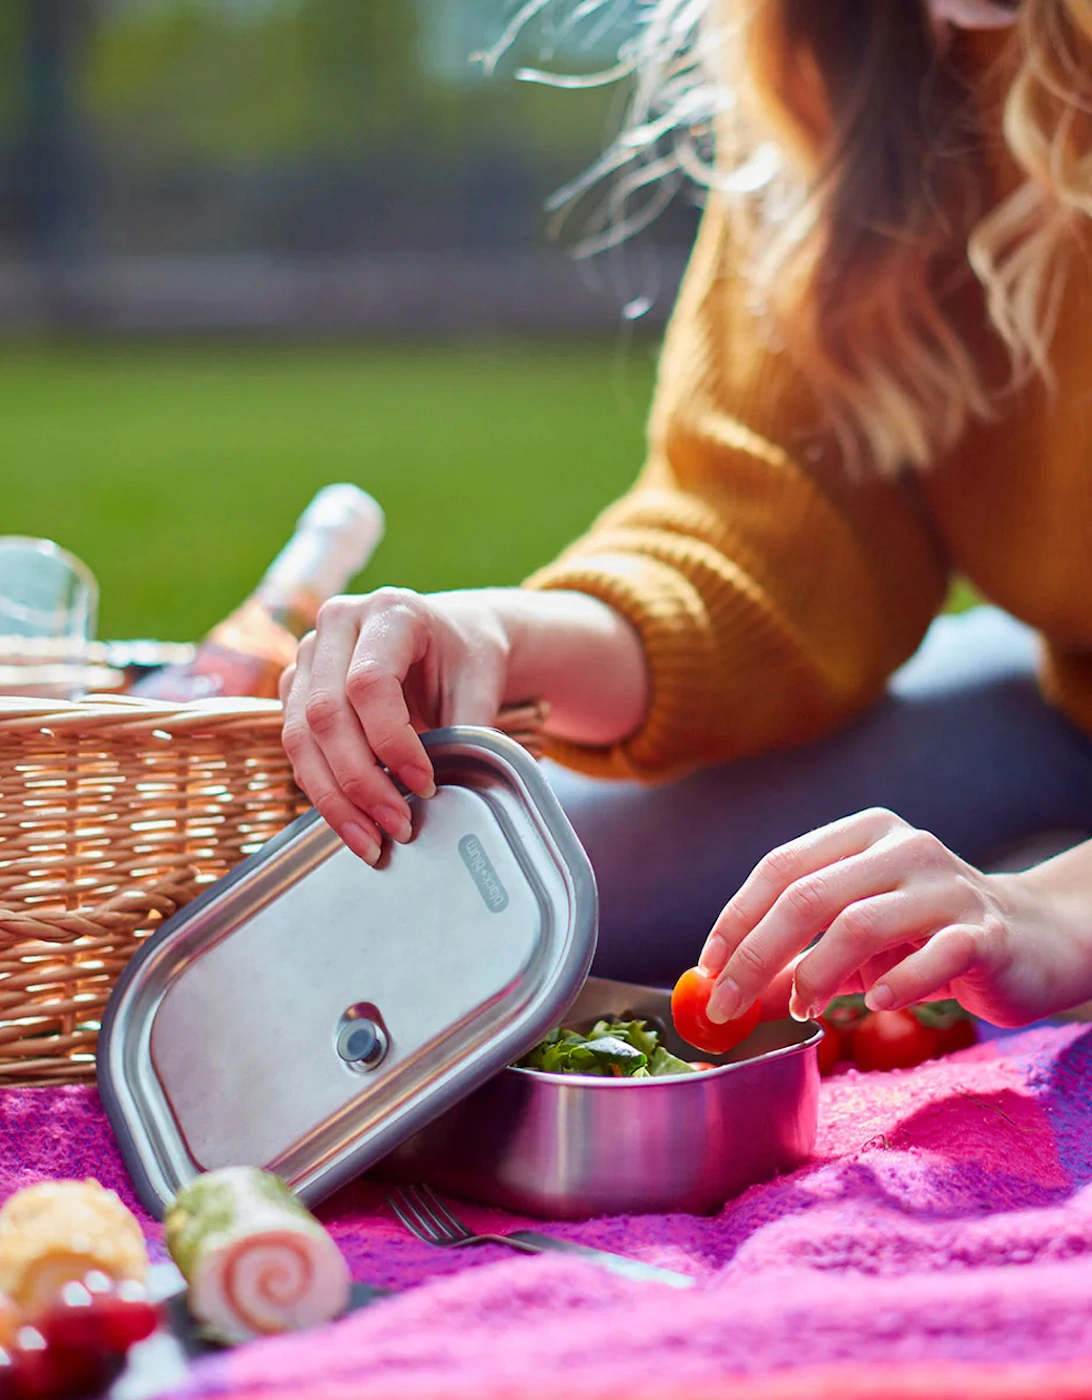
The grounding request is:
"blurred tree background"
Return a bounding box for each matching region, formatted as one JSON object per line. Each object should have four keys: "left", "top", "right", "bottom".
{"left": 0, "top": 0, "right": 696, "bottom": 640}
{"left": 1, "top": 0, "right": 694, "bottom": 305}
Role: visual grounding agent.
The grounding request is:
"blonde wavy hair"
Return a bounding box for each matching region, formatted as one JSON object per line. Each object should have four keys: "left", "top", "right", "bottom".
{"left": 484, "top": 0, "right": 1092, "bottom": 474}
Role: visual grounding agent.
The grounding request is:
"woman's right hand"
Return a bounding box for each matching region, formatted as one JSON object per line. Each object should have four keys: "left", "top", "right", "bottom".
{"left": 280, "top": 588, "right": 512, "bottom": 866}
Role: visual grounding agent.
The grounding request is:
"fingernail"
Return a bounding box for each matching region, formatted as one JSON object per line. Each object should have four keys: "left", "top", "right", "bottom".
{"left": 404, "top": 765, "right": 436, "bottom": 799}
{"left": 345, "top": 823, "right": 381, "bottom": 867}
{"left": 698, "top": 934, "right": 728, "bottom": 975}
{"left": 374, "top": 806, "right": 413, "bottom": 844}
{"left": 707, "top": 977, "right": 741, "bottom": 1024}
{"left": 866, "top": 983, "right": 895, "bottom": 1012}
{"left": 789, "top": 989, "right": 810, "bottom": 1023}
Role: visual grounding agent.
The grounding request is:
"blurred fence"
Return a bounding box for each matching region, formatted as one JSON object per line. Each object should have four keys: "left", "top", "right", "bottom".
{"left": 0, "top": 0, "right": 696, "bottom": 333}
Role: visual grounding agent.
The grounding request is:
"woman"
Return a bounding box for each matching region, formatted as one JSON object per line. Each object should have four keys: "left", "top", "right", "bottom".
{"left": 281, "top": 0, "right": 1092, "bottom": 1029}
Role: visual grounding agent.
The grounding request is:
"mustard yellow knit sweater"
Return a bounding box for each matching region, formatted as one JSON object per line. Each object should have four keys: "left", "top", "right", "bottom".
{"left": 527, "top": 29, "right": 1092, "bottom": 782}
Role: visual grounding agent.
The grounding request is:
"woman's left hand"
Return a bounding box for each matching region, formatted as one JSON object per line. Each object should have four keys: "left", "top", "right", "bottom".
{"left": 697, "top": 807, "right": 1078, "bottom": 1030}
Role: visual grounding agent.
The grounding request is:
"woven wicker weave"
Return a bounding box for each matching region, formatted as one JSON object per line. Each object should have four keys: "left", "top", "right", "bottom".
{"left": 0, "top": 694, "right": 545, "bottom": 1084}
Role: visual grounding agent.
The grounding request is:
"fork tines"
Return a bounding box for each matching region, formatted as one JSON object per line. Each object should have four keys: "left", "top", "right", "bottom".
{"left": 388, "top": 1184, "right": 470, "bottom": 1246}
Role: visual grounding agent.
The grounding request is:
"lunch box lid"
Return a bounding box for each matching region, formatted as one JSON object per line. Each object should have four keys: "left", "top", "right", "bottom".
{"left": 98, "top": 727, "right": 598, "bottom": 1219}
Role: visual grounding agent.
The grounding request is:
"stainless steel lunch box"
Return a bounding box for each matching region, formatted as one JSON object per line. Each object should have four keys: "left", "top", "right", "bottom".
{"left": 99, "top": 726, "right": 820, "bottom": 1221}
{"left": 379, "top": 976, "right": 821, "bottom": 1218}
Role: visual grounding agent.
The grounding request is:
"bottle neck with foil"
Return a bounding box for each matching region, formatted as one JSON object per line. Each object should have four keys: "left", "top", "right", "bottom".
{"left": 209, "top": 485, "right": 385, "bottom": 668}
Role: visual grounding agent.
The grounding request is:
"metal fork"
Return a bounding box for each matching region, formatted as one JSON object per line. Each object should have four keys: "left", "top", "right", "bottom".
{"left": 386, "top": 1184, "right": 695, "bottom": 1287}
{"left": 388, "top": 1184, "right": 541, "bottom": 1254}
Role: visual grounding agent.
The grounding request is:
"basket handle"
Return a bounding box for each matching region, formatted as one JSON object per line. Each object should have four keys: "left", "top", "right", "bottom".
{"left": 493, "top": 699, "right": 548, "bottom": 759}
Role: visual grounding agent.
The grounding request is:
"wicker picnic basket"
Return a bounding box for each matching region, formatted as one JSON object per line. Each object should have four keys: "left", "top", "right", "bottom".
{"left": 0, "top": 694, "right": 545, "bottom": 1085}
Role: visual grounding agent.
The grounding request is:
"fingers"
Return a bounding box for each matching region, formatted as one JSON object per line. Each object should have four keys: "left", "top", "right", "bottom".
{"left": 701, "top": 812, "right": 910, "bottom": 1023}
{"left": 864, "top": 926, "right": 981, "bottom": 1011}
{"left": 278, "top": 658, "right": 296, "bottom": 706}
{"left": 280, "top": 586, "right": 512, "bottom": 862}
{"left": 700, "top": 808, "right": 904, "bottom": 980}
{"left": 297, "top": 742, "right": 385, "bottom": 867}
{"left": 707, "top": 847, "right": 907, "bottom": 1024}
{"left": 293, "top": 602, "right": 416, "bottom": 843}
{"left": 281, "top": 626, "right": 405, "bottom": 858}
{"left": 281, "top": 641, "right": 384, "bottom": 865}
{"left": 787, "top": 886, "right": 956, "bottom": 1020}
{"left": 342, "top": 592, "right": 437, "bottom": 800}
{"left": 756, "top": 957, "right": 801, "bottom": 1023}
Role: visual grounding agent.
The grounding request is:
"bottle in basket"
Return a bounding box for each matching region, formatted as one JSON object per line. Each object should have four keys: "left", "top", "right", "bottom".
{"left": 131, "top": 484, "right": 384, "bottom": 701}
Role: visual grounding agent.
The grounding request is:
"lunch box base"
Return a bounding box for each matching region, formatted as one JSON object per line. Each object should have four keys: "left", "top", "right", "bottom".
{"left": 375, "top": 978, "right": 821, "bottom": 1220}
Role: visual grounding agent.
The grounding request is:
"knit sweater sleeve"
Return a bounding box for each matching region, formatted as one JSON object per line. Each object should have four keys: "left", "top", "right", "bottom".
{"left": 525, "top": 195, "right": 951, "bottom": 781}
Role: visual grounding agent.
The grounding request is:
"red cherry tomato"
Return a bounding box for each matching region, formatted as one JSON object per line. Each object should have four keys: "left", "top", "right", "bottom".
{"left": 935, "top": 1016, "right": 978, "bottom": 1056}
{"left": 817, "top": 1018, "right": 842, "bottom": 1076}
{"left": 671, "top": 968, "right": 761, "bottom": 1056}
{"left": 687, "top": 1062, "right": 719, "bottom": 1072}
{"left": 899, "top": 1000, "right": 978, "bottom": 1059}
{"left": 824, "top": 996, "right": 868, "bottom": 1060}
{"left": 851, "top": 1010, "right": 939, "bottom": 1072}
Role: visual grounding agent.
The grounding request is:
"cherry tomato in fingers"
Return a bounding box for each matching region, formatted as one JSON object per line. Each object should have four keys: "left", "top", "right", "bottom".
{"left": 817, "top": 1018, "right": 842, "bottom": 1076}
{"left": 671, "top": 968, "right": 761, "bottom": 1056}
{"left": 851, "top": 1010, "right": 939, "bottom": 1072}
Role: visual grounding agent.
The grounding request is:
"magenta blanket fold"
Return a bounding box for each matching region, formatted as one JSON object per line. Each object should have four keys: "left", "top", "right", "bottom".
{"left": 3, "top": 1023, "right": 1092, "bottom": 1399}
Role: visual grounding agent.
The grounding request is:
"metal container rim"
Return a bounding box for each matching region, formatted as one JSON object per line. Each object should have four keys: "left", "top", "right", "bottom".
{"left": 505, "top": 1019, "right": 823, "bottom": 1087}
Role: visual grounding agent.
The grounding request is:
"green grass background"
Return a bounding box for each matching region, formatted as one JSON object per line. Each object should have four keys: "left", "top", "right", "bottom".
{"left": 1, "top": 340, "right": 973, "bottom": 642}
{"left": 0, "top": 340, "right": 658, "bottom": 640}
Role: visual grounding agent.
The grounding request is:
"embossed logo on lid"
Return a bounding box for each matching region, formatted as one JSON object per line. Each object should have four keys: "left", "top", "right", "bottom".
{"left": 458, "top": 834, "right": 509, "bottom": 913}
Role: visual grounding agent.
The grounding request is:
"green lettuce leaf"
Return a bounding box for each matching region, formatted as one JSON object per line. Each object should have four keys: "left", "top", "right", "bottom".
{"left": 648, "top": 1045, "right": 694, "bottom": 1076}
{"left": 518, "top": 1027, "right": 583, "bottom": 1072}
{"left": 517, "top": 1015, "right": 697, "bottom": 1077}
{"left": 587, "top": 1018, "right": 660, "bottom": 1059}
{"left": 519, "top": 1031, "right": 649, "bottom": 1076}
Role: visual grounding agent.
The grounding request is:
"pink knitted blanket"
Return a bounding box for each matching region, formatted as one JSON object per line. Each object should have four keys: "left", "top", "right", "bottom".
{"left": 4, "top": 1023, "right": 1092, "bottom": 1399}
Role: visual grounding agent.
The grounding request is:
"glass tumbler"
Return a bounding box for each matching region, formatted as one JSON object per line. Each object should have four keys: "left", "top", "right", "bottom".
{"left": 0, "top": 536, "right": 102, "bottom": 698}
